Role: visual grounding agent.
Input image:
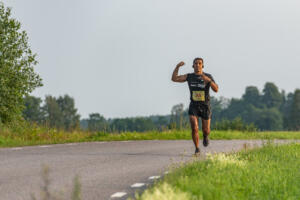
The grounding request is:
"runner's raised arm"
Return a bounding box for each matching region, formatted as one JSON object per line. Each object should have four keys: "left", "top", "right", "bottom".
{"left": 171, "top": 61, "right": 188, "bottom": 82}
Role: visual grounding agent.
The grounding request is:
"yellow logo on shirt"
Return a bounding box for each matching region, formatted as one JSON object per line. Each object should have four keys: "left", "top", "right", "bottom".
{"left": 192, "top": 91, "right": 205, "bottom": 101}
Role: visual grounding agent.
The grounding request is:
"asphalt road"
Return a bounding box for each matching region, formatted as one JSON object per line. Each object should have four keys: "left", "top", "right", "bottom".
{"left": 0, "top": 139, "right": 297, "bottom": 200}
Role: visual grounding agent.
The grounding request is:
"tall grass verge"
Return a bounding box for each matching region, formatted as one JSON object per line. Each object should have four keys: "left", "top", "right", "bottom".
{"left": 134, "top": 143, "right": 300, "bottom": 200}
{"left": 1, "top": 121, "right": 300, "bottom": 148}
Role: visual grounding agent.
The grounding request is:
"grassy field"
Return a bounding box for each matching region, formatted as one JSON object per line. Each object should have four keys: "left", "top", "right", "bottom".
{"left": 1, "top": 123, "right": 300, "bottom": 148}
{"left": 134, "top": 143, "right": 300, "bottom": 200}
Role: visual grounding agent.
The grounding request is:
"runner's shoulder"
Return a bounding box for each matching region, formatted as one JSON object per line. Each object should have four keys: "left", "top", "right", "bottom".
{"left": 204, "top": 72, "right": 213, "bottom": 77}
{"left": 186, "top": 73, "right": 193, "bottom": 80}
{"left": 204, "top": 72, "right": 215, "bottom": 80}
{"left": 204, "top": 72, "right": 216, "bottom": 83}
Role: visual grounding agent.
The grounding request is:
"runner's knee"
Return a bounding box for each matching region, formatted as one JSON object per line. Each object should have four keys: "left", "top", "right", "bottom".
{"left": 192, "top": 125, "right": 198, "bottom": 133}
{"left": 202, "top": 127, "right": 210, "bottom": 135}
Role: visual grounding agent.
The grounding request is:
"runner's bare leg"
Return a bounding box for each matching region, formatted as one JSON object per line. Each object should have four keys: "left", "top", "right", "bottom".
{"left": 189, "top": 115, "right": 199, "bottom": 148}
{"left": 201, "top": 119, "right": 211, "bottom": 136}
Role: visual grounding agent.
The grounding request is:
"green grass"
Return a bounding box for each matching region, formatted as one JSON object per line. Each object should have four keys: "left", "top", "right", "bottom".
{"left": 134, "top": 143, "right": 300, "bottom": 200}
{"left": 91, "top": 130, "right": 300, "bottom": 141}
{"left": 1, "top": 122, "right": 300, "bottom": 148}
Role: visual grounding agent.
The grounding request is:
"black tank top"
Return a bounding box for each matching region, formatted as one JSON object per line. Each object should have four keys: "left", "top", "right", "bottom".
{"left": 186, "top": 73, "right": 215, "bottom": 105}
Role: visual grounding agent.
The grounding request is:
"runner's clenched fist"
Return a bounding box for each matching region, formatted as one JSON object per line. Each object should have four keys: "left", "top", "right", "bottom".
{"left": 201, "top": 74, "right": 212, "bottom": 84}
{"left": 176, "top": 61, "right": 185, "bottom": 67}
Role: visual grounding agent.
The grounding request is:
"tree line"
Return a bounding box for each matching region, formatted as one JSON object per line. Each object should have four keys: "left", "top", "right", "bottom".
{"left": 20, "top": 81, "right": 300, "bottom": 132}
{"left": 168, "top": 82, "right": 300, "bottom": 131}
{"left": 23, "top": 95, "right": 80, "bottom": 130}
{"left": 212, "top": 83, "right": 300, "bottom": 131}
{"left": 81, "top": 82, "right": 300, "bottom": 132}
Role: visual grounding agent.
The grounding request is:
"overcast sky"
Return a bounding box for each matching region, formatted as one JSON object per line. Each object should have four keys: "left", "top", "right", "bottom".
{"left": 2, "top": 0, "right": 300, "bottom": 119}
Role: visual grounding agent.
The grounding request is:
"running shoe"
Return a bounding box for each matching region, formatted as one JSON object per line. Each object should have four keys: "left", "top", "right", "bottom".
{"left": 194, "top": 147, "right": 200, "bottom": 156}
{"left": 203, "top": 133, "right": 209, "bottom": 147}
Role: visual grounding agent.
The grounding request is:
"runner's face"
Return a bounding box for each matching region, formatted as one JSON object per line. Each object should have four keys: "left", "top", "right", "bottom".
{"left": 193, "top": 60, "right": 203, "bottom": 73}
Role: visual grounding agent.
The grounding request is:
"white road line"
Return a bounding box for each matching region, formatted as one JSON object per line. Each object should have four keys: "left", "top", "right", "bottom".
{"left": 149, "top": 176, "right": 160, "bottom": 180}
{"left": 11, "top": 147, "right": 23, "bottom": 150}
{"left": 96, "top": 142, "right": 107, "bottom": 144}
{"left": 66, "top": 143, "right": 77, "bottom": 146}
{"left": 131, "top": 183, "right": 145, "bottom": 188}
{"left": 39, "top": 145, "right": 51, "bottom": 148}
{"left": 111, "top": 192, "right": 127, "bottom": 198}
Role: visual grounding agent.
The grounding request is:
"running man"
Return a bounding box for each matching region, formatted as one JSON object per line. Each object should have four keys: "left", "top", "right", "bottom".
{"left": 171, "top": 58, "right": 219, "bottom": 155}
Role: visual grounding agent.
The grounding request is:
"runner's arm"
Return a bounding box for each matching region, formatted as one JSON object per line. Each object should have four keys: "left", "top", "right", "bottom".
{"left": 171, "top": 62, "right": 187, "bottom": 83}
{"left": 202, "top": 74, "right": 219, "bottom": 92}
{"left": 210, "top": 81, "right": 219, "bottom": 93}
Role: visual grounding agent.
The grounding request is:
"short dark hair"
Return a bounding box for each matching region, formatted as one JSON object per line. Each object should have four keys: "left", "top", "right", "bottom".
{"left": 193, "top": 57, "right": 204, "bottom": 68}
{"left": 193, "top": 57, "right": 203, "bottom": 64}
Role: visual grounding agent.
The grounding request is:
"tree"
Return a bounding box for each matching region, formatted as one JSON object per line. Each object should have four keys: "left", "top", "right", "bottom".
{"left": 110, "top": 118, "right": 128, "bottom": 132}
{"left": 87, "top": 113, "right": 108, "bottom": 132}
{"left": 22, "top": 95, "right": 44, "bottom": 123}
{"left": 221, "top": 98, "right": 245, "bottom": 120}
{"left": 254, "top": 107, "right": 283, "bottom": 130}
{"left": 134, "top": 117, "right": 156, "bottom": 132}
{"left": 170, "top": 103, "right": 184, "bottom": 129}
{"left": 288, "top": 89, "right": 300, "bottom": 130}
{"left": 43, "top": 95, "right": 63, "bottom": 129}
{"left": 0, "top": 3, "right": 42, "bottom": 123}
{"left": 210, "top": 96, "right": 225, "bottom": 122}
{"left": 156, "top": 116, "right": 169, "bottom": 131}
{"left": 262, "top": 82, "right": 283, "bottom": 108}
{"left": 281, "top": 92, "right": 294, "bottom": 129}
{"left": 56, "top": 95, "right": 80, "bottom": 130}
{"left": 242, "top": 86, "right": 262, "bottom": 108}
{"left": 42, "top": 95, "right": 80, "bottom": 130}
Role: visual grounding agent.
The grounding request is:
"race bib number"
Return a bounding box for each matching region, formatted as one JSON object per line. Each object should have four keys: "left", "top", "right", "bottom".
{"left": 192, "top": 91, "right": 205, "bottom": 101}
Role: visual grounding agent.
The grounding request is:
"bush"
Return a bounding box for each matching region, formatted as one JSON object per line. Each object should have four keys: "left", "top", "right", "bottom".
{"left": 213, "top": 117, "right": 257, "bottom": 132}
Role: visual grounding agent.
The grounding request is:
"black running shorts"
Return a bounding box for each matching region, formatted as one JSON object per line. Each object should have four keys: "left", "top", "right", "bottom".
{"left": 188, "top": 103, "right": 211, "bottom": 120}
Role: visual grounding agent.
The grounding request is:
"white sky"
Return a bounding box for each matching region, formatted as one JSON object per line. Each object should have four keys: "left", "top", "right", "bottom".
{"left": 2, "top": 0, "right": 300, "bottom": 118}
